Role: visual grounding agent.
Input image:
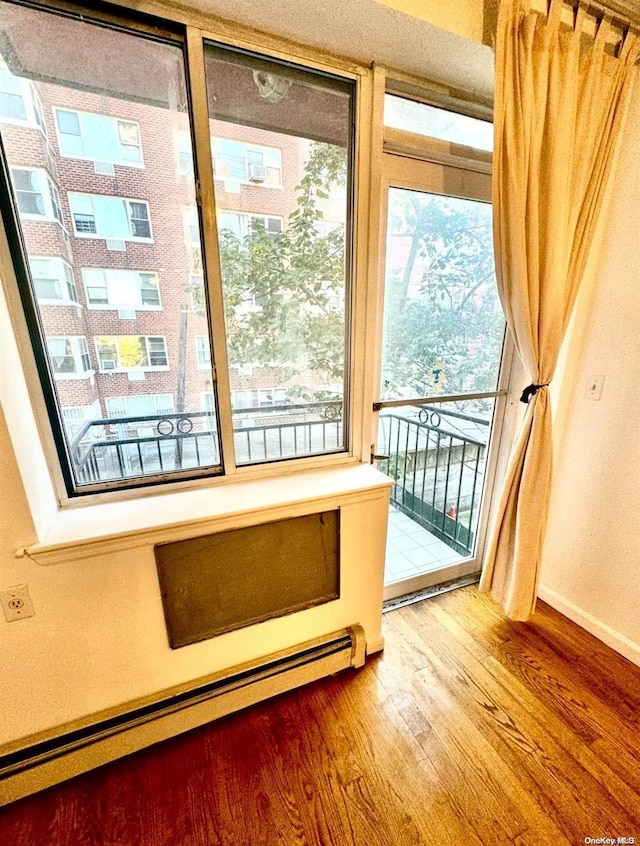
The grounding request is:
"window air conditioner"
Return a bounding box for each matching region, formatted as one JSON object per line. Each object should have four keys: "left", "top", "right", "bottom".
{"left": 248, "top": 164, "right": 267, "bottom": 183}
{"left": 102, "top": 360, "right": 117, "bottom": 371}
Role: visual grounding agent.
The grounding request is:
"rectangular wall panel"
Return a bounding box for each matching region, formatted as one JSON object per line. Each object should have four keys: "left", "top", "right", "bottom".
{"left": 155, "top": 510, "right": 340, "bottom": 647}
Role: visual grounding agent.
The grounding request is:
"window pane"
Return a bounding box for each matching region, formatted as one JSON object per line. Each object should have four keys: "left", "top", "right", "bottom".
{"left": 56, "top": 109, "right": 80, "bottom": 135}
{"left": 381, "top": 188, "right": 504, "bottom": 399}
{"left": 0, "top": 3, "right": 222, "bottom": 490}
{"left": 384, "top": 94, "right": 493, "bottom": 152}
{"left": 204, "top": 43, "right": 353, "bottom": 464}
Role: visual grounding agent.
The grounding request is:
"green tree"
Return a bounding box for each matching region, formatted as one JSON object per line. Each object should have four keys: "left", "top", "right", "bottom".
{"left": 190, "top": 141, "right": 348, "bottom": 397}
{"left": 381, "top": 190, "right": 504, "bottom": 402}
{"left": 190, "top": 146, "right": 503, "bottom": 409}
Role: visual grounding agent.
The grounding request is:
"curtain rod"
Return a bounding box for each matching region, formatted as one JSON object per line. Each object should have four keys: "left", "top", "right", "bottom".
{"left": 558, "top": 0, "right": 640, "bottom": 32}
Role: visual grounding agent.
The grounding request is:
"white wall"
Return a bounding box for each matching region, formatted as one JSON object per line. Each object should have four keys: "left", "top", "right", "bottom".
{"left": 539, "top": 92, "right": 640, "bottom": 666}
{"left": 0, "top": 442, "right": 390, "bottom": 749}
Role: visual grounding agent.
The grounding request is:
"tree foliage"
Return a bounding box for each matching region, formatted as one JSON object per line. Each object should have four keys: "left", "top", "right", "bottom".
{"left": 190, "top": 144, "right": 504, "bottom": 406}
{"left": 190, "top": 141, "right": 348, "bottom": 394}
{"left": 381, "top": 190, "right": 504, "bottom": 400}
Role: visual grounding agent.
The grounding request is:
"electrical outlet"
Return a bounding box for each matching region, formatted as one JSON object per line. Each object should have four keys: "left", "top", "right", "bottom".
{"left": 585, "top": 374, "right": 605, "bottom": 401}
{"left": 0, "top": 585, "right": 35, "bottom": 622}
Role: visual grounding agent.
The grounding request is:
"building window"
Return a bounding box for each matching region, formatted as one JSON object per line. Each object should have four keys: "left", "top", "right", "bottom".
{"left": 61, "top": 400, "right": 103, "bottom": 435}
{"left": 82, "top": 269, "right": 161, "bottom": 309}
{"left": 177, "top": 131, "right": 193, "bottom": 173}
{"left": 231, "top": 388, "right": 288, "bottom": 409}
{"left": 195, "top": 335, "right": 210, "bottom": 368}
{"left": 218, "top": 212, "right": 283, "bottom": 241}
{"left": 46, "top": 336, "right": 92, "bottom": 378}
{"left": 95, "top": 335, "right": 168, "bottom": 371}
{"left": 68, "top": 194, "right": 152, "bottom": 242}
{"left": 54, "top": 109, "right": 143, "bottom": 166}
{"left": 0, "top": 63, "right": 26, "bottom": 120}
{"left": 212, "top": 139, "right": 282, "bottom": 186}
{"left": 105, "top": 394, "right": 175, "bottom": 418}
{"left": 9, "top": 168, "right": 63, "bottom": 224}
{"left": 30, "top": 257, "right": 78, "bottom": 304}
{"left": 31, "top": 86, "right": 47, "bottom": 137}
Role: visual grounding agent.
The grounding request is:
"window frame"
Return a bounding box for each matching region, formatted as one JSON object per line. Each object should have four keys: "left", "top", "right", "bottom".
{"left": 30, "top": 256, "right": 79, "bottom": 305}
{"left": 218, "top": 210, "right": 284, "bottom": 240}
{"left": 81, "top": 268, "right": 162, "bottom": 311}
{"left": 53, "top": 107, "right": 144, "bottom": 167}
{"left": 10, "top": 167, "right": 63, "bottom": 224}
{"left": 212, "top": 138, "right": 282, "bottom": 187}
{"left": 105, "top": 393, "right": 175, "bottom": 418}
{"left": 0, "top": 61, "right": 49, "bottom": 134}
{"left": 46, "top": 334, "right": 93, "bottom": 379}
{"left": 94, "top": 334, "right": 169, "bottom": 373}
{"left": 195, "top": 334, "right": 210, "bottom": 369}
{"left": 68, "top": 192, "right": 153, "bottom": 243}
{"left": 0, "top": 0, "right": 369, "bottom": 507}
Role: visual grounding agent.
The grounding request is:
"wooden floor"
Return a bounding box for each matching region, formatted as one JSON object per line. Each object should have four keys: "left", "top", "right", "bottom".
{"left": 2, "top": 586, "right": 640, "bottom": 845}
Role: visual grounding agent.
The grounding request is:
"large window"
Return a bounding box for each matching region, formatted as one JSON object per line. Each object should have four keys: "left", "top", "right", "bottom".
{"left": 204, "top": 41, "right": 353, "bottom": 466}
{"left": 0, "top": 1, "right": 354, "bottom": 495}
{"left": 54, "top": 109, "right": 142, "bottom": 166}
{"left": 10, "top": 168, "right": 63, "bottom": 223}
{"left": 105, "top": 394, "right": 175, "bottom": 418}
{"left": 0, "top": 60, "right": 47, "bottom": 132}
{"left": 95, "top": 335, "right": 168, "bottom": 371}
{"left": 212, "top": 139, "right": 281, "bottom": 186}
{"left": 46, "top": 336, "right": 92, "bottom": 378}
{"left": 30, "top": 257, "right": 78, "bottom": 304}
{"left": 218, "top": 212, "right": 283, "bottom": 241}
{"left": 68, "top": 194, "right": 152, "bottom": 241}
{"left": 82, "top": 269, "right": 160, "bottom": 309}
{"left": 0, "top": 61, "right": 26, "bottom": 120}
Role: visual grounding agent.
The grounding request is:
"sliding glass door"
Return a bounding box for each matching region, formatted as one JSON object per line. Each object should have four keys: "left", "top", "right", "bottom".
{"left": 376, "top": 152, "right": 511, "bottom": 601}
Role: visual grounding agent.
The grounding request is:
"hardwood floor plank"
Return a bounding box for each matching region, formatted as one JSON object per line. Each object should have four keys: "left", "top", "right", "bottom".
{"left": 1, "top": 585, "right": 639, "bottom": 846}
{"left": 395, "top": 598, "right": 640, "bottom": 838}
{"left": 435, "top": 589, "right": 640, "bottom": 792}
{"left": 378, "top": 612, "right": 573, "bottom": 846}
{"left": 320, "top": 668, "right": 488, "bottom": 846}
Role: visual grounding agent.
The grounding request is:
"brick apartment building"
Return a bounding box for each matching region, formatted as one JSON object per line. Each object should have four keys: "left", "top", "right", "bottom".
{"left": 0, "top": 54, "right": 318, "bottom": 444}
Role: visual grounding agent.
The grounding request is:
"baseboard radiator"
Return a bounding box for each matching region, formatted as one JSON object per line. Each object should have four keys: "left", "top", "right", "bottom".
{"left": 0, "top": 625, "right": 366, "bottom": 806}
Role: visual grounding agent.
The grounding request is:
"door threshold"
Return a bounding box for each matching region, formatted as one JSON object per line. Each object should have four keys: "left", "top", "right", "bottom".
{"left": 382, "top": 572, "right": 480, "bottom": 613}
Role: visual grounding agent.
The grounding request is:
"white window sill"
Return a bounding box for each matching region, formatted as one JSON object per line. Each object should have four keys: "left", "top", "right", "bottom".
{"left": 53, "top": 369, "right": 95, "bottom": 381}
{"left": 58, "top": 154, "right": 144, "bottom": 170}
{"left": 72, "top": 234, "right": 153, "bottom": 244}
{"left": 87, "top": 304, "right": 162, "bottom": 311}
{"left": 17, "top": 463, "right": 393, "bottom": 566}
{"left": 98, "top": 366, "right": 169, "bottom": 374}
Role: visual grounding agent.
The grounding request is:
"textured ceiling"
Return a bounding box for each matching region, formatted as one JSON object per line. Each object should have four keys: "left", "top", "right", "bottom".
{"left": 180, "top": 0, "right": 495, "bottom": 100}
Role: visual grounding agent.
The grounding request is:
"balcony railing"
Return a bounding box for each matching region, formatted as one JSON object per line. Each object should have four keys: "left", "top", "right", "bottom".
{"left": 376, "top": 408, "right": 490, "bottom": 556}
{"left": 68, "top": 400, "right": 344, "bottom": 484}
{"left": 68, "top": 402, "right": 489, "bottom": 557}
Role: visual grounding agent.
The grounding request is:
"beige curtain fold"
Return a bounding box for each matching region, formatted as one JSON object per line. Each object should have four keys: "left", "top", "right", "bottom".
{"left": 480, "top": 0, "right": 639, "bottom": 620}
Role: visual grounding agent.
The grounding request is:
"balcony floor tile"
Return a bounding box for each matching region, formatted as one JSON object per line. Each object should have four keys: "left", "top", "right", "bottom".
{"left": 384, "top": 505, "right": 467, "bottom": 586}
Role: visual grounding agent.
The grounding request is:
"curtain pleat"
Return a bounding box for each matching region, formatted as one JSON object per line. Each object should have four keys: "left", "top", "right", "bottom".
{"left": 480, "top": 0, "right": 638, "bottom": 620}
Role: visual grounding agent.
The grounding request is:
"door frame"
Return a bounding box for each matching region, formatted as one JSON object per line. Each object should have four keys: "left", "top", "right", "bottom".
{"left": 374, "top": 147, "right": 519, "bottom": 602}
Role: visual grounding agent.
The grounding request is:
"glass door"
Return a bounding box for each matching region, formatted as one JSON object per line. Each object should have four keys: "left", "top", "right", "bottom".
{"left": 376, "top": 153, "right": 511, "bottom": 601}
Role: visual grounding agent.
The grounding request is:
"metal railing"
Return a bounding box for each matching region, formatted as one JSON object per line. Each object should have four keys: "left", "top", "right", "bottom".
{"left": 376, "top": 409, "right": 490, "bottom": 556}
{"left": 68, "top": 402, "right": 489, "bottom": 557}
{"left": 68, "top": 400, "right": 344, "bottom": 483}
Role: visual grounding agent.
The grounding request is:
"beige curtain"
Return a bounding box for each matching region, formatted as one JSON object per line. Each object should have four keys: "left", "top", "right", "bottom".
{"left": 480, "top": 0, "right": 639, "bottom": 620}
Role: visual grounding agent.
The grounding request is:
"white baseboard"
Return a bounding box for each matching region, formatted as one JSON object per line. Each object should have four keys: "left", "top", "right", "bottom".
{"left": 538, "top": 584, "right": 640, "bottom": 668}
{"left": 0, "top": 626, "right": 367, "bottom": 807}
